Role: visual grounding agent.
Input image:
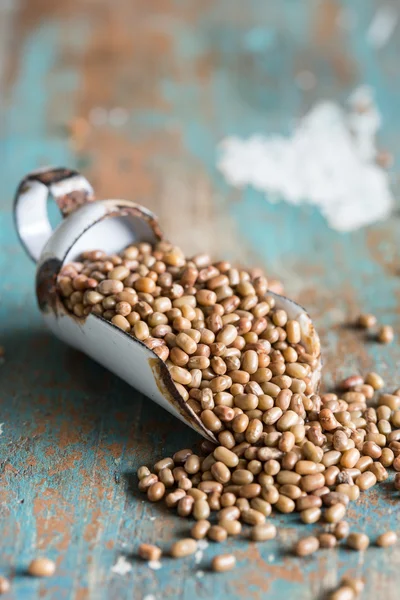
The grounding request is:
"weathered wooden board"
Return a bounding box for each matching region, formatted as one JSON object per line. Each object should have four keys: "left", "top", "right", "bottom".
{"left": 1, "top": 1, "right": 400, "bottom": 598}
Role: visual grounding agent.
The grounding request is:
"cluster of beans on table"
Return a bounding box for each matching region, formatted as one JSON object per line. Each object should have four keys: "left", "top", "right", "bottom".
{"left": 57, "top": 242, "right": 399, "bottom": 598}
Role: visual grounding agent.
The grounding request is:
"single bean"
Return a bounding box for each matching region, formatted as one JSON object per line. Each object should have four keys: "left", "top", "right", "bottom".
{"left": 165, "top": 489, "right": 186, "bottom": 508}
{"left": 251, "top": 522, "right": 277, "bottom": 541}
{"left": 28, "top": 558, "right": 56, "bottom": 577}
{"left": 300, "top": 507, "right": 321, "bottom": 524}
{"left": 137, "top": 466, "right": 151, "bottom": 480}
{"left": 294, "top": 536, "right": 319, "bottom": 557}
{"left": 218, "top": 506, "right": 240, "bottom": 521}
{"left": 324, "top": 503, "right": 346, "bottom": 524}
{"left": 275, "top": 494, "right": 295, "bottom": 514}
{"left": 191, "top": 520, "right": 211, "bottom": 540}
{"left": 193, "top": 499, "right": 211, "bottom": 520}
{"left": 340, "top": 577, "right": 364, "bottom": 596}
{"left": 147, "top": 482, "right": 165, "bottom": 502}
{"left": 241, "top": 509, "right": 266, "bottom": 525}
{"left": 207, "top": 525, "right": 228, "bottom": 543}
{"left": 0, "top": 577, "right": 10, "bottom": 594}
{"left": 319, "top": 533, "right": 337, "bottom": 549}
{"left": 347, "top": 532, "right": 369, "bottom": 551}
{"left": 296, "top": 495, "right": 322, "bottom": 512}
{"left": 355, "top": 471, "right": 377, "bottom": 491}
{"left": 250, "top": 497, "right": 272, "bottom": 517}
{"left": 138, "top": 543, "right": 162, "bottom": 561}
{"left": 330, "top": 586, "right": 355, "bottom": 600}
{"left": 212, "top": 554, "right": 236, "bottom": 572}
{"left": 301, "top": 473, "right": 325, "bottom": 493}
{"left": 138, "top": 474, "right": 158, "bottom": 492}
{"left": 170, "top": 538, "right": 197, "bottom": 558}
{"left": 219, "top": 519, "right": 242, "bottom": 536}
{"left": 376, "top": 531, "right": 397, "bottom": 547}
{"left": 211, "top": 462, "right": 231, "bottom": 484}
{"left": 239, "top": 483, "right": 261, "bottom": 499}
{"left": 334, "top": 521, "right": 350, "bottom": 540}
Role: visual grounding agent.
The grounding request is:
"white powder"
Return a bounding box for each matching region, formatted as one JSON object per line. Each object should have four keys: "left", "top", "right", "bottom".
{"left": 148, "top": 560, "right": 162, "bottom": 570}
{"left": 111, "top": 556, "right": 132, "bottom": 576}
{"left": 194, "top": 540, "right": 208, "bottom": 564}
{"left": 196, "top": 570, "right": 205, "bottom": 578}
{"left": 218, "top": 87, "right": 393, "bottom": 232}
{"left": 367, "top": 6, "right": 398, "bottom": 48}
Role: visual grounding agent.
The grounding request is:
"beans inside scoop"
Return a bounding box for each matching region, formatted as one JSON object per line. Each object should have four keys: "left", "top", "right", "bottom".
{"left": 57, "top": 240, "right": 319, "bottom": 442}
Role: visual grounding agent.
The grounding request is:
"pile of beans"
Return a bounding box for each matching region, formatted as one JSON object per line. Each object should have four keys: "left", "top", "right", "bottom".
{"left": 135, "top": 377, "right": 399, "bottom": 542}
{"left": 134, "top": 368, "right": 400, "bottom": 590}
{"left": 58, "top": 242, "right": 399, "bottom": 591}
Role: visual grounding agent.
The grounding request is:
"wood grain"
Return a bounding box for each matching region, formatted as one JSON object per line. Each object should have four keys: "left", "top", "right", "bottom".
{"left": 1, "top": 0, "right": 400, "bottom": 598}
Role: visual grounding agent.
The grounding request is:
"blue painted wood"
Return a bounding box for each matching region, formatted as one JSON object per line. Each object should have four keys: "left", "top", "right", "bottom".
{"left": 1, "top": 1, "right": 400, "bottom": 598}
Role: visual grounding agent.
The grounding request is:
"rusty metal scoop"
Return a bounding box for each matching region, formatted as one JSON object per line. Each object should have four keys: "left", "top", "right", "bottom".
{"left": 14, "top": 167, "right": 321, "bottom": 441}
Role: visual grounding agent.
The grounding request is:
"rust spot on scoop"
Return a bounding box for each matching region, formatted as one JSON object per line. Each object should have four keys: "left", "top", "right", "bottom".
{"left": 19, "top": 167, "right": 96, "bottom": 217}
{"left": 36, "top": 258, "right": 62, "bottom": 313}
{"left": 104, "top": 201, "right": 164, "bottom": 241}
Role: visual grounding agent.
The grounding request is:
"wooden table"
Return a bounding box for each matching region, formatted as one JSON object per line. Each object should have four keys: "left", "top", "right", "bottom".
{"left": 1, "top": 1, "right": 400, "bottom": 598}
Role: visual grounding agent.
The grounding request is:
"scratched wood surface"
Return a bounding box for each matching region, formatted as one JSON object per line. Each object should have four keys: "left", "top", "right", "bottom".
{"left": 1, "top": 0, "right": 400, "bottom": 598}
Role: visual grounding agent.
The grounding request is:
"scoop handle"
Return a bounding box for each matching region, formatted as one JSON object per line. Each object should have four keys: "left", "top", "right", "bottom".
{"left": 13, "top": 167, "right": 95, "bottom": 263}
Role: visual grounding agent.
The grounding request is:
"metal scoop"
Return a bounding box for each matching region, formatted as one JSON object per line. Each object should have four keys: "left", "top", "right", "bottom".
{"left": 14, "top": 167, "right": 321, "bottom": 442}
